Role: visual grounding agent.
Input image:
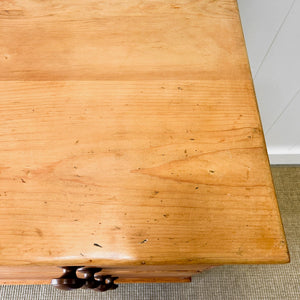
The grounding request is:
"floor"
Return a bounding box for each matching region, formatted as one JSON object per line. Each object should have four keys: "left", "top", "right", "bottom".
{"left": 0, "top": 166, "right": 299, "bottom": 300}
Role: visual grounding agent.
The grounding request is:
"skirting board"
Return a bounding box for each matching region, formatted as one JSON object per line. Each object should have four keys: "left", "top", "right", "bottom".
{"left": 269, "top": 154, "right": 300, "bottom": 165}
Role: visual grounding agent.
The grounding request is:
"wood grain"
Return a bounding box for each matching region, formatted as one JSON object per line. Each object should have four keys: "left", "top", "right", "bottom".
{"left": 0, "top": 0, "right": 247, "bottom": 81}
{"left": 0, "top": 265, "right": 204, "bottom": 284}
{"left": 116, "top": 277, "right": 191, "bottom": 283}
{"left": 0, "top": 0, "right": 289, "bottom": 270}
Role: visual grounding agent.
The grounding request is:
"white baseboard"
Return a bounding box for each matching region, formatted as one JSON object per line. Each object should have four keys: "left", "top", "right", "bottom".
{"left": 268, "top": 154, "right": 300, "bottom": 165}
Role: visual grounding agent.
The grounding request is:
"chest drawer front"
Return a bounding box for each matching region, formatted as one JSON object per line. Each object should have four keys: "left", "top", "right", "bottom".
{"left": 0, "top": 265, "right": 212, "bottom": 285}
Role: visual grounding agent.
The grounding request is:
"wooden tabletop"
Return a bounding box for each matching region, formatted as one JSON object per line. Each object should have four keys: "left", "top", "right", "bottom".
{"left": 0, "top": 0, "right": 289, "bottom": 266}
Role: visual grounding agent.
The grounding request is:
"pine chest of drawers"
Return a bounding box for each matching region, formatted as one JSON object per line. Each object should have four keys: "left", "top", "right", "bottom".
{"left": 0, "top": 0, "right": 289, "bottom": 292}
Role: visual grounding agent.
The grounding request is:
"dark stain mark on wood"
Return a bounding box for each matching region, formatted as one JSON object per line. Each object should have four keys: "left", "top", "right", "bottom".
{"left": 93, "top": 243, "right": 102, "bottom": 248}
{"left": 190, "top": 138, "right": 195, "bottom": 141}
{"left": 177, "top": 86, "right": 183, "bottom": 90}
{"left": 35, "top": 228, "right": 43, "bottom": 237}
{"left": 150, "top": 190, "right": 160, "bottom": 198}
{"left": 209, "top": 170, "right": 215, "bottom": 174}
{"left": 195, "top": 186, "right": 199, "bottom": 189}
{"left": 0, "top": 10, "right": 24, "bottom": 16}
{"left": 21, "top": 178, "right": 26, "bottom": 183}
{"left": 237, "top": 247, "right": 243, "bottom": 256}
{"left": 163, "top": 214, "right": 169, "bottom": 218}
{"left": 140, "top": 239, "right": 148, "bottom": 244}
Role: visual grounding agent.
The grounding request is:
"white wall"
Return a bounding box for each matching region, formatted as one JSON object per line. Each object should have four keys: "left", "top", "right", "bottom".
{"left": 237, "top": 0, "right": 300, "bottom": 164}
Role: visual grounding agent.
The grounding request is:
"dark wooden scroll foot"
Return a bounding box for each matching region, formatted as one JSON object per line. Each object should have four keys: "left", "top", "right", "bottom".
{"left": 51, "top": 266, "right": 118, "bottom": 292}
{"left": 94, "top": 275, "right": 119, "bottom": 292}
{"left": 51, "top": 266, "right": 84, "bottom": 291}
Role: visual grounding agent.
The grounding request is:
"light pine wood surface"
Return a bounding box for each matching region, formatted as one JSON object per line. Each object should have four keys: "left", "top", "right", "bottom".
{"left": 0, "top": 0, "right": 288, "bottom": 271}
